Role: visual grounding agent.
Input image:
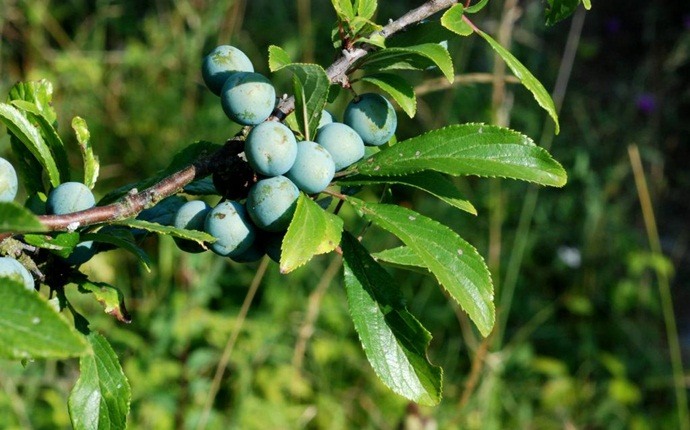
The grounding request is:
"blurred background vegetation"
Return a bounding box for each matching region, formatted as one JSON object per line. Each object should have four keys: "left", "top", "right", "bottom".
{"left": 1, "top": 0, "right": 689, "bottom": 428}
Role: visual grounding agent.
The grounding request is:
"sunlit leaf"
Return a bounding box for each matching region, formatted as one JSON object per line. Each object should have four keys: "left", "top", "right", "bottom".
{"left": 281, "top": 194, "right": 343, "bottom": 273}
{"left": 69, "top": 333, "right": 131, "bottom": 430}
{"left": 339, "top": 171, "right": 477, "bottom": 214}
{"left": 76, "top": 279, "right": 131, "bottom": 323}
{"left": 358, "top": 44, "right": 454, "bottom": 83}
{"left": 348, "top": 198, "right": 495, "bottom": 336}
{"left": 0, "top": 103, "right": 60, "bottom": 187}
{"left": 72, "top": 117, "right": 100, "bottom": 189}
{"left": 342, "top": 232, "right": 442, "bottom": 405}
{"left": 0, "top": 279, "right": 88, "bottom": 359}
{"left": 476, "top": 29, "right": 560, "bottom": 133}
{"left": 10, "top": 99, "right": 70, "bottom": 183}
{"left": 441, "top": 4, "right": 473, "bottom": 36}
{"left": 23, "top": 232, "right": 80, "bottom": 258}
{"left": 114, "top": 219, "right": 216, "bottom": 245}
{"left": 268, "top": 45, "right": 292, "bottom": 72}
{"left": 354, "top": 124, "right": 567, "bottom": 187}
{"left": 0, "top": 202, "right": 46, "bottom": 234}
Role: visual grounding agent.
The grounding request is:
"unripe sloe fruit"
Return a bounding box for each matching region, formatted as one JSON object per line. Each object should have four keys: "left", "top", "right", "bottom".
{"left": 221, "top": 72, "right": 276, "bottom": 125}
{"left": 66, "top": 241, "right": 98, "bottom": 266}
{"left": 245, "top": 122, "right": 297, "bottom": 176}
{"left": 316, "top": 123, "right": 365, "bottom": 171}
{"left": 344, "top": 93, "right": 397, "bottom": 146}
{"left": 318, "top": 110, "right": 334, "bottom": 130}
{"left": 173, "top": 200, "right": 212, "bottom": 253}
{"left": 204, "top": 201, "right": 256, "bottom": 257}
{"left": 246, "top": 176, "right": 299, "bottom": 232}
{"left": 0, "top": 157, "right": 18, "bottom": 202}
{"left": 46, "top": 182, "right": 96, "bottom": 215}
{"left": 286, "top": 141, "right": 335, "bottom": 194}
{"left": 230, "top": 240, "right": 265, "bottom": 263}
{"left": 201, "top": 45, "right": 254, "bottom": 96}
{"left": 0, "top": 257, "right": 34, "bottom": 290}
{"left": 262, "top": 232, "right": 284, "bottom": 263}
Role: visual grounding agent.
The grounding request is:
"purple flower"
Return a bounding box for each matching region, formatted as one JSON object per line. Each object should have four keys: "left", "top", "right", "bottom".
{"left": 684, "top": 15, "right": 690, "bottom": 30}
{"left": 635, "top": 93, "right": 657, "bottom": 115}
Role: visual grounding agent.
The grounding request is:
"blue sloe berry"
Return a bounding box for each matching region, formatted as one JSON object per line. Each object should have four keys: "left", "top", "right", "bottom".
{"left": 204, "top": 201, "right": 256, "bottom": 257}
{"left": 173, "top": 200, "right": 212, "bottom": 253}
{"left": 220, "top": 72, "right": 276, "bottom": 125}
{"left": 0, "top": 157, "right": 18, "bottom": 202}
{"left": 0, "top": 257, "right": 34, "bottom": 290}
{"left": 246, "top": 176, "right": 299, "bottom": 232}
{"left": 286, "top": 141, "right": 335, "bottom": 194}
{"left": 316, "top": 123, "right": 365, "bottom": 171}
{"left": 201, "top": 45, "right": 254, "bottom": 96}
{"left": 46, "top": 182, "right": 95, "bottom": 215}
{"left": 344, "top": 93, "right": 397, "bottom": 146}
{"left": 245, "top": 121, "right": 297, "bottom": 177}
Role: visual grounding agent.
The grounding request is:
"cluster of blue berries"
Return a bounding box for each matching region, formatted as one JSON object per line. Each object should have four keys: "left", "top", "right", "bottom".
{"left": 172, "top": 45, "right": 398, "bottom": 262}
{"left": 0, "top": 44, "right": 400, "bottom": 278}
{"left": 1, "top": 157, "right": 98, "bottom": 287}
{"left": 0, "top": 158, "right": 35, "bottom": 288}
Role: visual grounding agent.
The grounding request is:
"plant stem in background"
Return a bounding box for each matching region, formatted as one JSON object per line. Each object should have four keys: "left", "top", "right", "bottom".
{"left": 195, "top": 256, "right": 270, "bottom": 430}
{"left": 496, "top": 6, "right": 586, "bottom": 348}
{"left": 628, "top": 144, "right": 689, "bottom": 430}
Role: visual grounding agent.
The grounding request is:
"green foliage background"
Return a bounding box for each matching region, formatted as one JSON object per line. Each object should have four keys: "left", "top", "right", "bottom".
{"left": 1, "top": 0, "right": 689, "bottom": 428}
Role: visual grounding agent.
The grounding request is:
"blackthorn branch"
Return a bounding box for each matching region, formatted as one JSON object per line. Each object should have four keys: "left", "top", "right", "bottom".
{"left": 1, "top": 0, "right": 461, "bottom": 240}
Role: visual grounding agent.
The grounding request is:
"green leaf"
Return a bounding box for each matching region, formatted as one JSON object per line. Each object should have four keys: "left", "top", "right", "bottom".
{"left": 69, "top": 333, "right": 131, "bottom": 430}
{"left": 332, "top": 0, "right": 355, "bottom": 21}
{"left": 582, "top": 0, "right": 591, "bottom": 9}
{"left": 0, "top": 202, "right": 46, "bottom": 234}
{"left": 339, "top": 171, "right": 477, "bottom": 215}
{"left": 0, "top": 103, "right": 61, "bottom": 187}
{"left": 75, "top": 279, "right": 131, "bottom": 323}
{"left": 358, "top": 44, "right": 454, "bottom": 83}
{"left": 114, "top": 219, "right": 216, "bottom": 245}
{"left": 23, "top": 232, "right": 80, "bottom": 258}
{"left": 360, "top": 73, "right": 416, "bottom": 117}
{"left": 466, "top": 0, "right": 490, "bottom": 13}
{"left": 373, "top": 246, "right": 426, "bottom": 269}
{"left": 267, "top": 45, "right": 292, "bottom": 72}
{"left": 545, "top": 0, "right": 583, "bottom": 26}
{"left": 82, "top": 230, "right": 152, "bottom": 272}
{"left": 441, "top": 5, "right": 473, "bottom": 36}
{"left": 356, "top": 0, "right": 377, "bottom": 19}
{"left": 354, "top": 124, "right": 567, "bottom": 187}
{"left": 341, "top": 232, "right": 442, "bottom": 405}
{"left": 281, "top": 194, "right": 343, "bottom": 273}
{"left": 9, "top": 137, "right": 45, "bottom": 195}
{"left": 0, "top": 279, "right": 88, "bottom": 359}
{"left": 72, "top": 117, "right": 100, "bottom": 189}
{"left": 348, "top": 198, "right": 495, "bottom": 337}
{"left": 279, "top": 64, "right": 330, "bottom": 141}
{"left": 476, "top": 29, "right": 560, "bottom": 133}
{"left": 10, "top": 100, "right": 71, "bottom": 183}
{"left": 7, "top": 80, "right": 58, "bottom": 123}
{"left": 387, "top": 21, "right": 454, "bottom": 47}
